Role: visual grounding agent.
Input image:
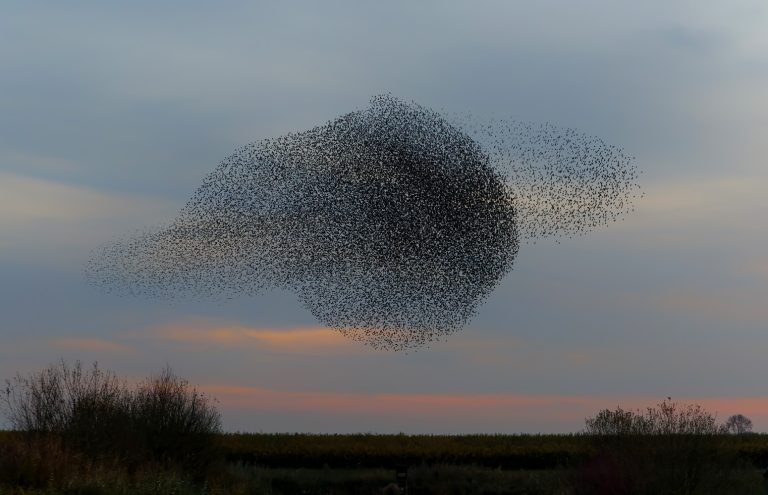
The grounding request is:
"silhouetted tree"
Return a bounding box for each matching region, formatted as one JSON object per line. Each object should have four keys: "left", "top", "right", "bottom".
{"left": 722, "top": 414, "right": 753, "bottom": 434}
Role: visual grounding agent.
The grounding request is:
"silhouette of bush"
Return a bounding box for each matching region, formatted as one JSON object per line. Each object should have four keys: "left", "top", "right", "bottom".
{"left": 130, "top": 366, "right": 221, "bottom": 472}
{"left": 575, "top": 399, "right": 762, "bottom": 494}
{"left": 584, "top": 399, "right": 721, "bottom": 436}
{"left": 2, "top": 361, "right": 221, "bottom": 474}
{"left": 2, "top": 361, "right": 132, "bottom": 460}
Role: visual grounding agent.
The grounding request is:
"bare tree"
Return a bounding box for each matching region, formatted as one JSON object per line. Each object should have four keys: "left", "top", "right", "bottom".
{"left": 722, "top": 414, "right": 753, "bottom": 434}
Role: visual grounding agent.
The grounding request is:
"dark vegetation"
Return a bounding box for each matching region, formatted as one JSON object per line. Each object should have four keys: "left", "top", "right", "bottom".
{"left": 575, "top": 399, "right": 764, "bottom": 494}
{"left": 221, "top": 433, "right": 590, "bottom": 469}
{"left": 2, "top": 362, "right": 768, "bottom": 494}
{"left": 1, "top": 361, "right": 221, "bottom": 493}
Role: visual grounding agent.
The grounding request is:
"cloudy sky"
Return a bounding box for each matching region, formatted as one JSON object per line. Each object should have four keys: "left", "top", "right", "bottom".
{"left": 2, "top": 1, "right": 767, "bottom": 433}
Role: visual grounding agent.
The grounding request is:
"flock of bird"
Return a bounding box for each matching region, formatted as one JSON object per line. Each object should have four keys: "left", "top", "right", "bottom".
{"left": 87, "top": 95, "right": 641, "bottom": 351}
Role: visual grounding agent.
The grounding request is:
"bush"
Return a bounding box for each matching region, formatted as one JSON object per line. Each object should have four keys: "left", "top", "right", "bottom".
{"left": 575, "top": 399, "right": 762, "bottom": 495}
{"left": 2, "top": 361, "right": 221, "bottom": 475}
{"left": 584, "top": 398, "right": 721, "bottom": 436}
{"left": 2, "top": 361, "right": 132, "bottom": 459}
{"left": 132, "top": 366, "right": 222, "bottom": 471}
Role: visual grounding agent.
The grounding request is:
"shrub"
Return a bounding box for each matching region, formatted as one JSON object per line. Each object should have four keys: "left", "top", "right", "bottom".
{"left": 2, "top": 361, "right": 221, "bottom": 475}
{"left": 2, "top": 360, "right": 132, "bottom": 459}
{"left": 576, "top": 399, "right": 762, "bottom": 495}
{"left": 584, "top": 398, "right": 721, "bottom": 436}
{"left": 131, "top": 366, "right": 222, "bottom": 471}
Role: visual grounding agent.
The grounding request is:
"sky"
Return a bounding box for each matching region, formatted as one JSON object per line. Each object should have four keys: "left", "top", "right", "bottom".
{"left": 1, "top": 0, "right": 767, "bottom": 433}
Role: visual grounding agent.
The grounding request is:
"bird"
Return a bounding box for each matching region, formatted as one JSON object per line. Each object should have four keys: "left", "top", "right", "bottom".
{"left": 86, "top": 94, "right": 641, "bottom": 351}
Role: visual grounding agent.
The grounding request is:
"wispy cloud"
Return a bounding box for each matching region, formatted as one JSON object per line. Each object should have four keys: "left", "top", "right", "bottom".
{"left": 611, "top": 175, "right": 760, "bottom": 224}
{"left": 600, "top": 176, "right": 768, "bottom": 249}
{"left": 643, "top": 177, "right": 765, "bottom": 214}
{"left": 0, "top": 172, "right": 174, "bottom": 225}
{"left": 147, "top": 319, "right": 367, "bottom": 354}
{"left": 0, "top": 172, "right": 176, "bottom": 258}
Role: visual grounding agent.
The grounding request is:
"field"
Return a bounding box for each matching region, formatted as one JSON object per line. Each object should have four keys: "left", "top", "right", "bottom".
{"left": 3, "top": 431, "right": 768, "bottom": 494}
{"left": 218, "top": 432, "right": 768, "bottom": 468}
{"left": 219, "top": 433, "right": 592, "bottom": 469}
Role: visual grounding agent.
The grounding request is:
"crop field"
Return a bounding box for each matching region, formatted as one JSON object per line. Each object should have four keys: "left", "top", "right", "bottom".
{"left": 4, "top": 431, "right": 768, "bottom": 493}
{"left": 218, "top": 433, "right": 593, "bottom": 469}
{"left": 6, "top": 430, "right": 768, "bottom": 468}
{"left": 217, "top": 432, "right": 768, "bottom": 469}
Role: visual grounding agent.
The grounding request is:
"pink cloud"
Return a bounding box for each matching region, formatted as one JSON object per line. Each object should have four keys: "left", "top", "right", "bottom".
{"left": 199, "top": 384, "right": 768, "bottom": 432}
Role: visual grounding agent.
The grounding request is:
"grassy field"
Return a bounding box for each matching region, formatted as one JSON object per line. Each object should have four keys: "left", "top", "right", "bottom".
{"left": 218, "top": 433, "right": 592, "bottom": 469}
{"left": 217, "top": 432, "right": 768, "bottom": 468}
{"left": 3, "top": 432, "right": 768, "bottom": 494}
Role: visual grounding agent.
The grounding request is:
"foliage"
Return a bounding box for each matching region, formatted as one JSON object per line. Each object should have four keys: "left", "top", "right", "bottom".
{"left": 0, "top": 433, "right": 204, "bottom": 495}
{"left": 576, "top": 399, "right": 761, "bottom": 495}
{"left": 1, "top": 361, "right": 220, "bottom": 475}
{"left": 584, "top": 398, "right": 720, "bottom": 435}
{"left": 2, "top": 430, "right": 768, "bottom": 493}
{"left": 132, "top": 367, "right": 222, "bottom": 471}
{"left": 2, "top": 361, "right": 131, "bottom": 458}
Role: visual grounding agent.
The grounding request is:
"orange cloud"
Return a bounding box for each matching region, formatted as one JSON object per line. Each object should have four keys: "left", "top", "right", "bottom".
{"left": 0, "top": 172, "right": 176, "bottom": 261}
{"left": 0, "top": 173, "right": 174, "bottom": 224}
{"left": 149, "top": 320, "right": 365, "bottom": 353}
{"left": 51, "top": 337, "right": 133, "bottom": 354}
